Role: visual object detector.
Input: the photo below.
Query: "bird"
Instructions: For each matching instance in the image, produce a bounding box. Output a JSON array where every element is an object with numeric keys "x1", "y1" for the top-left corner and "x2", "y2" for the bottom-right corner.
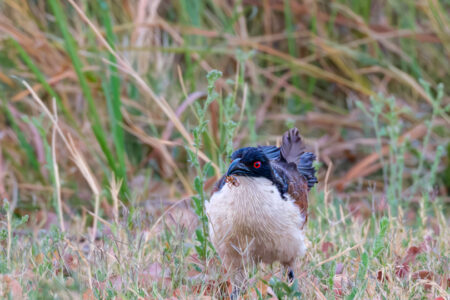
[{"x1": 206, "y1": 128, "x2": 318, "y2": 298}]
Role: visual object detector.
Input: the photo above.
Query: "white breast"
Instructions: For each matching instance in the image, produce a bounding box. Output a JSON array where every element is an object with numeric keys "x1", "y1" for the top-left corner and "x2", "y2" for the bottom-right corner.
[{"x1": 206, "y1": 177, "x2": 307, "y2": 267}]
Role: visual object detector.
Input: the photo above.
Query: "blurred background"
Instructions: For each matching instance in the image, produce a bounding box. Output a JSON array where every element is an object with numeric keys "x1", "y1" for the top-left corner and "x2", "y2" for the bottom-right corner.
[
  {"x1": 1, "y1": 0, "x2": 448, "y2": 212},
  {"x1": 0, "y1": 0, "x2": 449, "y2": 298}
]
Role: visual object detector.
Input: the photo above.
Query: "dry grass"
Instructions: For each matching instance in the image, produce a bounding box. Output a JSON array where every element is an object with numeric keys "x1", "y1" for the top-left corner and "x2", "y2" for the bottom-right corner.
[{"x1": 0, "y1": 0, "x2": 449, "y2": 299}]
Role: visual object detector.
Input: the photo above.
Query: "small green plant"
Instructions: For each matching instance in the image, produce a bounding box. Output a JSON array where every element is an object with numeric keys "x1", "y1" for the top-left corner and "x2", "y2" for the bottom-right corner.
[
  {"x1": 326, "y1": 260, "x2": 336, "y2": 296},
  {"x1": 372, "y1": 217, "x2": 389, "y2": 259},
  {"x1": 356, "y1": 94, "x2": 408, "y2": 215},
  {"x1": 347, "y1": 251, "x2": 369, "y2": 300},
  {"x1": 356, "y1": 81, "x2": 447, "y2": 216},
  {"x1": 187, "y1": 70, "x2": 223, "y2": 260},
  {"x1": 0, "y1": 199, "x2": 29, "y2": 273},
  {"x1": 188, "y1": 66, "x2": 242, "y2": 260},
  {"x1": 267, "y1": 276, "x2": 302, "y2": 299},
  {"x1": 412, "y1": 81, "x2": 446, "y2": 226}
]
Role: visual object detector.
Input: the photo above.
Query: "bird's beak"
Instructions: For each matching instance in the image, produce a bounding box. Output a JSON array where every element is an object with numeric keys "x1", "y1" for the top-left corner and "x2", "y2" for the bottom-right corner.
[{"x1": 226, "y1": 158, "x2": 250, "y2": 176}]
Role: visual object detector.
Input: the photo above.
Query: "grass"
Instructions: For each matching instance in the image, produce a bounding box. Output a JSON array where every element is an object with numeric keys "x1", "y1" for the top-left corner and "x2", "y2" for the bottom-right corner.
[{"x1": 0, "y1": 0, "x2": 449, "y2": 299}]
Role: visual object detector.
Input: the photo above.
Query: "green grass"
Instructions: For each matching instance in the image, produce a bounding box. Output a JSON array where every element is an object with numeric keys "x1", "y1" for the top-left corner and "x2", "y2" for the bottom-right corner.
[
  {"x1": 0, "y1": 0, "x2": 449, "y2": 298},
  {"x1": 48, "y1": 0, "x2": 120, "y2": 189}
]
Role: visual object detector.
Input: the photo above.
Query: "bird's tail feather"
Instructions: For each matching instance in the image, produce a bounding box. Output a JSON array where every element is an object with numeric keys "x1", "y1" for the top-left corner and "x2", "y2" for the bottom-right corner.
[
  {"x1": 298, "y1": 152, "x2": 318, "y2": 190},
  {"x1": 280, "y1": 128, "x2": 306, "y2": 163}
]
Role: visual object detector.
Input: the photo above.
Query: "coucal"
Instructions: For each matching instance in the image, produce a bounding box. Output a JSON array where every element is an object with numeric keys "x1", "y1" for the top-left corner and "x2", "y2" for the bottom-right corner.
[{"x1": 206, "y1": 128, "x2": 318, "y2": 298}]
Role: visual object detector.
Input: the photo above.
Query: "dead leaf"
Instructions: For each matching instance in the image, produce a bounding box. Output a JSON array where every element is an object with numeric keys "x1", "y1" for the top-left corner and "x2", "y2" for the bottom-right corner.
[
  {"x1": 411, "y1": 270, "x2": 435, "y2": 290},
  {"x1": 395, "y1": 264, "x2": 409, "y2": 278},
  {"x1": 321, "y1": 241, "x2": 334, "y2": 258},
  {"x1": 35, "y1": 253, "x2": 44, "y2": 264},
  {"x1": 333, "y1": 274, "x2": 350, "y2": 296},
  {"x1": 411, "y1": 270, "x2": 434, "y2": 281},
  {"x1": 403, "y1": 246, "x2": 424, "y2": 265},
  {"x1": 395, "y1": 245, "x2": 425, "y2": 278},
  {"x1": 376, "y1": 270, "x2": 390, "y2": 282},
  {"x1": 82, "y1": 288, "x2": 95, "y2": 300},
  {"x1": 63, "y1": 253, "x2": 79, "y2": 272}
]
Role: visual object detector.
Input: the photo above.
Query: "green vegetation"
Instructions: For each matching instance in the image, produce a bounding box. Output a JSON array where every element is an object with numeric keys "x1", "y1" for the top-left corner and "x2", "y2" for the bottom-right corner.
[{"x1": 0, "y1": 0, "x2": 448, "y2": 298}]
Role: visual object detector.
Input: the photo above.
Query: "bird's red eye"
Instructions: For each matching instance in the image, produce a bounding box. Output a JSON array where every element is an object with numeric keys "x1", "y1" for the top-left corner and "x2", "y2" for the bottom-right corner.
[{"x1": 253, "y1": 161, "x2": 261, "y2": 169}]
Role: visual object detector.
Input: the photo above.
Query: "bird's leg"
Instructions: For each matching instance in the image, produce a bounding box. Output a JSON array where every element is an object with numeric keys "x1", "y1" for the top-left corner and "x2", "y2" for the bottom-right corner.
[
  {"x1": 283, "y1": 263, "x2": 295, "y2": 283},
  {"x1": 230, "y1": 286, "x2": 240, "y2": 300},
  {"x1": 287, "y1": 267, "x2": 295, "y2": 283},
  {"x1": 229, "y1": 267, "x2": 246, "y2": 300}
]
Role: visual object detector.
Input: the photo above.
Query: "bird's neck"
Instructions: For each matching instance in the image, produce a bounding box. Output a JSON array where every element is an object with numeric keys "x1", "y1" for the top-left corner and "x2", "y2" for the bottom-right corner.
[
  {"x1": 223, "y1": 177, "x2": 279, "y2": 215},
  {"x1": 227, "y1": 175, "x2": 271, "y2": 195}
]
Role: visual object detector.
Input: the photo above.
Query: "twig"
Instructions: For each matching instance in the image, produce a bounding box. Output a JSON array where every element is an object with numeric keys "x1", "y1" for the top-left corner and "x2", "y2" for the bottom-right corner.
[
  {"x1": 6, "y1": 200, "x2": 12, "y2": 271},
  {"x1": 51, "y1": 98, "x2": 64, "y2": 232},
  {"x1": 109, "y1": 178, "x2": 122, "y2": 225}
]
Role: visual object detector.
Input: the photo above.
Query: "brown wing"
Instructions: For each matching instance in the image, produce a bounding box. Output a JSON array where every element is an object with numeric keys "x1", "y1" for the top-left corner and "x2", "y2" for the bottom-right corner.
[
  {"x1": 277, "y1": 128, "x2": 310, "y2": 228},
  {"x1": 272, "y1": 161, "x2": 309, "y2": 228},
  {"x1": 287, "y1": 170, "x2": 309, "y2": 228}
]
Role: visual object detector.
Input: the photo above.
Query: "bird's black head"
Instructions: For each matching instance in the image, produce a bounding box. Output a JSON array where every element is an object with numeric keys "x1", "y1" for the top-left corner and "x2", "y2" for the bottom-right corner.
[{"x1": 226, "y1": 147, "x2": 273, "y2": 180}]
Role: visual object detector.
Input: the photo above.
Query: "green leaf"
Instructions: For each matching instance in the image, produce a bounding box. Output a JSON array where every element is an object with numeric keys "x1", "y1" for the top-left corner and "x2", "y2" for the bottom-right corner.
[
  {"x1": 48, "y1": 0, "x2": 117, "y2": 177},
  {"x1": 98, "y1": 0, "x2": 128, "y2": 196},
  {"x1": 373, "y1": 217, "x2": 389, "y2": 257},
  {"x1": 357, "y1": 252, "x2": 369, "y2": 282},
  {"x1": 194, "y1": 176, "x2": 203, "y2": 194},
  {"x1": 0, "y1": 229, "x2": 7, "y2": 241}
]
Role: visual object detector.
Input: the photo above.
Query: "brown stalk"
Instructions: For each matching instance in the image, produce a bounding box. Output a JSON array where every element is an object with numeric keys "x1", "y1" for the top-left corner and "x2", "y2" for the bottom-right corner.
[
  {"x1": 12, "y1": 70, "x2": 75, "y2": 102},
  {"x1": 24, "y1": 81, "x2": 101, "y2": 258}
]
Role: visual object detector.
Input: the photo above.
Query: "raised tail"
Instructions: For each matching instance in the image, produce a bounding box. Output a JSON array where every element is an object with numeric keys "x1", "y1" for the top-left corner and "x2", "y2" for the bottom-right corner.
[
  {"x1": 280, "y1": 128, "x2": 318, "y2": 190},
  {"x1": 280, "y1": 128, "x2": 306, "y2": 163}
]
